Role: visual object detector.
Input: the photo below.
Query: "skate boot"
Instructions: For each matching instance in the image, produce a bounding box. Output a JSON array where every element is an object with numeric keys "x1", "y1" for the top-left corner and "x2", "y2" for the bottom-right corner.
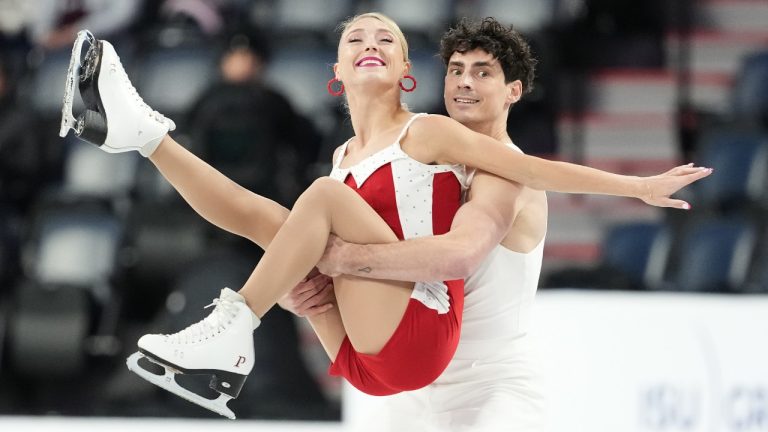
[
  {"x1": 127, "y1": 288, "x2": 261, "y2": 419},
  {"x1": 59, "y1": 30, "x2": 176, "y2": 157}
]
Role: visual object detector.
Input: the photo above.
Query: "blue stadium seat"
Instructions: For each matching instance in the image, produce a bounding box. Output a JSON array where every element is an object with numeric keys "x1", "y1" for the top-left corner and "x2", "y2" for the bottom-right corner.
[
  {"x1": 602, "y1": 221, "x2": 666, "y2": 289},
  {"x1": 742, "y1": 252, "x2": 768, "y2": 294},
  {"x1": 731, "y1": 51, "x2": 768, "y2": 126},
  {"x1": 542, "y1": 220, "x2": 671, "y2": 290},
  {"x1": 667, "y1": 219, "x2": 757, "y2": 292},
  {"x1": 692, "y1": 130, "x2": 768, "y2": 210}
]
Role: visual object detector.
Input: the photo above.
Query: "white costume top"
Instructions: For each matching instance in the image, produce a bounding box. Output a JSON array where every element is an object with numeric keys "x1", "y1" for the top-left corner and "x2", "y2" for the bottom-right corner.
[{"x1": 329, "y1": 113, "x2": 468, "y2": 313}]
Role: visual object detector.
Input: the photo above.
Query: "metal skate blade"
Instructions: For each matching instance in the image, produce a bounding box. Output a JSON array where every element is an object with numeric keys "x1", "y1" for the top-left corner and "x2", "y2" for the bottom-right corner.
[
  {"x1": 59, "y1": 30, "x2": 95, "y2": 138},
  {"x1": 126, "y1": 352, "x2": 236, "y2": 419}
]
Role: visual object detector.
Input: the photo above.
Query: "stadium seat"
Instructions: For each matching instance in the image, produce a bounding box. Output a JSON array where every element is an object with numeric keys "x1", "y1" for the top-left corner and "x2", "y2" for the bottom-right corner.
[
  {"x1": 59, "y1": 136, "x2": 140, "y2": 202},
  {"x1": 370, "y1": 0, "x2": 455, "y2": 37},
  {"x1": 135, "y1": 45, "x2": 220, "y2": 122},
  {"x1": 28, "y1": 204, "x2": 122, "y2": 293},
  {"x1": 265, "y1": 45, "x2": 338, "y2": 130},
  {"x1": 731, "y1": 51, "x2": 768, "y2": 127},
  {"x1": 543, "y1": 220, "x2": 671, "y2": 290},
  {"x1": 471, "y1": 0, "x2": 557, "y2": 33},
  {"x1": 26, "y1": 48, "x2": 83, "y2": 119},
  {"x1": 271, "y1": 0, "x2": 354, "y2": 36},
  {"x1": 602, "y1": 221, "x2": 667, "y2": 289},
  {"x1": 665, "y1": 218, "x2": 757, "y2": 292},
  {"x1": 692, "y1": 130, "x2": 768, "y2": 211},
  {"x1": 8, "y1": 282, "x2": 90, "y2": 377},
  {"x1": 402, "y1": 50, "x2": 445, "y2": 113}
]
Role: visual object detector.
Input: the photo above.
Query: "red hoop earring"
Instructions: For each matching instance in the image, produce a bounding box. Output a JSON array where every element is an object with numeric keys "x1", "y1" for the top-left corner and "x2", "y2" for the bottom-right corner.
[
  {"x1": 327, "y1": 78, "x2": 344, "y2": 96},
  {"x1": 399, "y1": 74, "x2": 417, "y2": 92}
]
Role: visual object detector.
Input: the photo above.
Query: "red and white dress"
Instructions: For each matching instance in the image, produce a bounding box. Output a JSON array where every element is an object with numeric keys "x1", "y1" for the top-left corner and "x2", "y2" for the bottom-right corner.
[{"x1": 327, "y1": 113, "x2": 469, "y2": 396}]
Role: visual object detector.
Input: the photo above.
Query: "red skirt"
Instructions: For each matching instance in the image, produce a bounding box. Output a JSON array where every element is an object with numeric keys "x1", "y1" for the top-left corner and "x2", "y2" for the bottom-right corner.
[{"x1": 328, "y1": 279, "x2": 464, "y2": 396}]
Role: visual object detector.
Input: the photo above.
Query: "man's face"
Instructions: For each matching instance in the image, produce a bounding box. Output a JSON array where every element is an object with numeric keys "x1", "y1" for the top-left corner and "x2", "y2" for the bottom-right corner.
[{"x1": 443, "y1": 49, "x2": 519, "y2": 125}]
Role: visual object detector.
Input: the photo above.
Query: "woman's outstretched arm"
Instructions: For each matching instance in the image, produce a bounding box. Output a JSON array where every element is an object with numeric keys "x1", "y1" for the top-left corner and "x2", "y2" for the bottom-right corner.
[
  {"x1": 415, "y1": 115, "x2": 712, "y2": 209},
  {"x1": 149, "y1": 135, "x2": 289, "y2": 248}
]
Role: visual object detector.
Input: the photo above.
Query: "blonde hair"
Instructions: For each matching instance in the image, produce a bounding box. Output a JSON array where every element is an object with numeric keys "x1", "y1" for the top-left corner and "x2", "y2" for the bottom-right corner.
[{"x1": 338, "y1": 12, "x2": 409, "y2": 63}]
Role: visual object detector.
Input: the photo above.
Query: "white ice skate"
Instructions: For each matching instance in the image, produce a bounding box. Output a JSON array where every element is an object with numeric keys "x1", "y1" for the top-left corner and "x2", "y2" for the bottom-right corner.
[
  {"x1": 127, "y1": 288, "x2": 261, "y2": 419},
  {"x1": 59, "y1": 30, "x2": 176, "y2": 157}
]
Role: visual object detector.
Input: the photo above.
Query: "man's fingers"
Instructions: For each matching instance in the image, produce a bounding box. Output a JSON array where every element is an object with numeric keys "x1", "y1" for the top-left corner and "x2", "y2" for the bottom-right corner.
[
  {"x1": 316, "y1": 283, "x2": 336, "y2": 302},
  {"x1": 301, "y1": 303, "x2": 335, "y2": 317},
  {"x1": 294, "y1": 273, "x2": 331, "y2": 296},
  {"x1": 296, "y1": 280, "x2": 335, "y2": 306},
  {"x1": 296, "y1": 282, "x2": 324, "y2": 303}
]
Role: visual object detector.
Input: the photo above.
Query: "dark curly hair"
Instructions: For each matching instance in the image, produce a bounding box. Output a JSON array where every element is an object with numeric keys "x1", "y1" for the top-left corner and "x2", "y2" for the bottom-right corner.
[{"x1": 439, "y1": 17, "x2": 537, "y2": 94}]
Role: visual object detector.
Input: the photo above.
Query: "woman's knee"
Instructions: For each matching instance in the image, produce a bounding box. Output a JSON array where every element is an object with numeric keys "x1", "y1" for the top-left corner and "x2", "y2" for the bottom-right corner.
[
  {"x1": 311, "y1": 176, "x2": 345, "y2": 194},
  {"x1": 298, "y1": 177, "x2": 345, "y2": 205}
]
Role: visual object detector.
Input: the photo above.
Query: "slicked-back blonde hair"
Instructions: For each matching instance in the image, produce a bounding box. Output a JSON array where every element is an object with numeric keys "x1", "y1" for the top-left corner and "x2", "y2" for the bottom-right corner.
[{"x1": 338, "y1": 12, "x2": 410, "y2": 63}]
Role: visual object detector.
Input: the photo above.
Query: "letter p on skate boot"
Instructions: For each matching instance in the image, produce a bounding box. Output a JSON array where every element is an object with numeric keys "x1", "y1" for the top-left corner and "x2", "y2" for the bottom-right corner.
[{"x1": 59, "y1": 30, "x2": 176, "y2": 157}]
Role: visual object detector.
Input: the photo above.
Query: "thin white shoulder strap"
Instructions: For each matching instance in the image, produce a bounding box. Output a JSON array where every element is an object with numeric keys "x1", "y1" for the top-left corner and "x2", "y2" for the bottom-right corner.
[
  {"x1": 333, "y1": 138, "x2": 353, "y2": 168},
  {"x1": 395, "y1": 113, "x2": 427, "y2": 143}
]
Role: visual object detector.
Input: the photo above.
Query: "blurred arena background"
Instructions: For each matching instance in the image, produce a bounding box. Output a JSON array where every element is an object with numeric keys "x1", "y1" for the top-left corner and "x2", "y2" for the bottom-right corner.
[{"x1": 0, "y1": 0, "x2": 767, "y2": 431}]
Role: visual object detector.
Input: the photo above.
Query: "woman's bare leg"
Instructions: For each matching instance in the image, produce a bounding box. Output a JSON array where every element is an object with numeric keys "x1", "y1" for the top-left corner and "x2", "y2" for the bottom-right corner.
[
  {"x1": 148, "y1": 136, "x2": 351, "y2": 358},
  {"x1": 305, "y1": 307, "x2": 347, "y2": 361},
  {"x1": 149, "y1": 135, "x2": 288, "y2": 248},
  {"x1": 149, "y1": 143, "x2": 408, "y2": 358},
  {"x1": 144, "y1": 138, "x2": 406, "y2": 359},
  {"x1": 239, "y1": 177, "x2": 413, "y2": 355}
]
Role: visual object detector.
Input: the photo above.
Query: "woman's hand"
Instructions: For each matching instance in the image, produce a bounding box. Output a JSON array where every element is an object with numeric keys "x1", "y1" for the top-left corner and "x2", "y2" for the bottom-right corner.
[{"x1": 640, "y1": 164, "x2": 713, "y2": 209}]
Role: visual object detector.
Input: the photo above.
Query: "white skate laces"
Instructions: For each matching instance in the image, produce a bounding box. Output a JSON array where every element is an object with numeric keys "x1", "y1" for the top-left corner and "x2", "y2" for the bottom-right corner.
[
  {"x1": 110, "y1": 54, "x2": 172, "y2": 127},
  {"x1": 167, "y1": 297, "x2": 241, "y2": 345}
]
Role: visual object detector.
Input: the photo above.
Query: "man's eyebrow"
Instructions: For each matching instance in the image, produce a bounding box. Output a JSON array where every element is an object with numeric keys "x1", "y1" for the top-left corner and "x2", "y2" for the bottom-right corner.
[
  {"x1": 471, "y1": 61, "x2": 495, "y2": 68},
  {"x1": 448, "y1": 60, "x2": 465, "y2": 67}
]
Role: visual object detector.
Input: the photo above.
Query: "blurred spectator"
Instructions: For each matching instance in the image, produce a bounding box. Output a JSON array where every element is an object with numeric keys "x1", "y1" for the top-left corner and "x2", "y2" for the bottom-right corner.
[
  {"x1": 158, "y1": 0, "x2": 230, "y2": 37},
  {"x1": 27, "y1": 0, "x2": 141, "y2": 51},
  {"x1": 0, "y1": 55, "x2": 44, "y2": 212},
  {"x1": 0, "y1": 0, "x2": 29, "y2": 41},
  {"x1": 0, "y1": 0, "x2": 33, "y2": 81},
  {"x1": 187, "y1": 34, "x2": 323, "y2": 207},
  {"x1": 139, "y1": 0, "x2": 254, "y2": 44}
]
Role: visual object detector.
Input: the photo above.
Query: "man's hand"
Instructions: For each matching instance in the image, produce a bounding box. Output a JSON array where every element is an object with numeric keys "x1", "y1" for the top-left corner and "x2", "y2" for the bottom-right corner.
[
  {"x1": 278, "y1": 268, "x2": 335, "y2": 317},
  {"x1": 316, "y1": 234, "x2": 350, "y2": 277}
]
